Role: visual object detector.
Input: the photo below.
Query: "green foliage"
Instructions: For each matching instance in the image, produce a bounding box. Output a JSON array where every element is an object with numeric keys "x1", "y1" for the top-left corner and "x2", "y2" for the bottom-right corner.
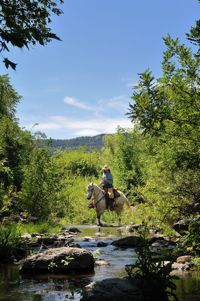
[
  {"x1": 186, "y1": 1, "x2": 200, "y2": 50},
  {"x1": 104, "y1": 126, "x2": 147, "y2": 193},
  {"x1": 0, "y1": 0, "x2": 63, "y2": 69},
  {"x1": 49, "y1": 134, "x2": 109, "y2": 153},
  {"x1": 60, "y1": 147, "x2": 100, "y2": 178},
  {"x1": 0, "y1": 75, "x2": 38, "y2": 191},
  {"x1": 182, "y1": 217, "x2": 200, "y2": 252},
  {"x1": 122, "y1": 22, "x2": 200, "y2": 230},
  {"x1": 19, "y1": 145, "x2": 68, "y2": 218},
  {"x1": 61, "y1": 255, "x2": 74, "y2": 266},
  {"x1": 0, "y1": 225, "x2": 21, "y2": 260},
  {"x1": 48, "y1": 261, "x2": 58, "y2": 271},
  {"x1": 189, "y1": 256, "x2": 200, "y2": 270},
  {"x1": 125, "y1": 236, "x2": 179, "y2": 301},
  {"x1": 16, "y1": 220, "x2": 62, "y2": 236},
  {"x1": 92, "y1": 248, "x2": 101, "y2": 261}
]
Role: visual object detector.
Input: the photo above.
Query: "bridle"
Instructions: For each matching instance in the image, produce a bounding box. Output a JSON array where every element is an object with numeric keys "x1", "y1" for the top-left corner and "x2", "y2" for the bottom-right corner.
[{"x1": 88, "y1": 184, "x2": 105, "y2": 207}]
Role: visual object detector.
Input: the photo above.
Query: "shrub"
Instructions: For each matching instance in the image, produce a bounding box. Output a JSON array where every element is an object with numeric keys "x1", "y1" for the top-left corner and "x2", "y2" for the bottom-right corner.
[{"x1": 125, "y1": 236, "x2": 179, "y2": 301}]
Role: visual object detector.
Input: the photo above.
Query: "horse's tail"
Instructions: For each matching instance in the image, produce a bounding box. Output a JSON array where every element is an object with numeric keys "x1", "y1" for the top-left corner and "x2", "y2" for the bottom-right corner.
[
  {"x1": 124, "y1": 192, "x2": 133, "y2": 209},
  {"x1": 124, "y1": 197, "x2": 132, "y2": 209}
]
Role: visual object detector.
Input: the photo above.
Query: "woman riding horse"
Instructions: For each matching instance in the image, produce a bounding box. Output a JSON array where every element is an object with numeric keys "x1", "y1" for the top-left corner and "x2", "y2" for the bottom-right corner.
[{"x1": 99, "y1": 165, "x2": 115, "y2": 211}]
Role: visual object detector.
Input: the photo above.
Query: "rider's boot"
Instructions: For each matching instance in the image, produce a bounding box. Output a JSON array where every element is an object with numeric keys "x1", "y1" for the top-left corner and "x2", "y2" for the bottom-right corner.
[{"x1": 109, "y1": 198, "x2": 115, "y2": 211}]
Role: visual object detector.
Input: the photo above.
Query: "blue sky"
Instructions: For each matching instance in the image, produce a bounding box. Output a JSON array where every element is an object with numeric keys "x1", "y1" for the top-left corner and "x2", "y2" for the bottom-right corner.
[{"x1": 1, "y1": 0, "x2": 200, "y2": 139}]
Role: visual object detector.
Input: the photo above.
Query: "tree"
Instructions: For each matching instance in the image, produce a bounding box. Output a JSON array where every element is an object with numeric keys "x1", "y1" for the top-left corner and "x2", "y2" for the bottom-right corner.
[
  {"x1": 127, "y1": 35, "x2": 200, "y2": 168},
  {"x1": 0, "y1": 0, "x2": 63, "y2": 70},
  {"x1": 104, "y1": 126, "x2": 147, "y2": 191},
  {"x1": 0, "y1": 75, "x2": 37, "y2": 190},
  {"x1": 126, "y1": 10, "x2": 200, "y2": 226},
  {"x1": 186, "y1": 0, "x2": 200, "y2": 51}
]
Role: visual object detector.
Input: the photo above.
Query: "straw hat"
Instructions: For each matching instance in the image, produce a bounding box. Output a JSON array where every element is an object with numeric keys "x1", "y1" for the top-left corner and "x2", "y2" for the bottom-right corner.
[{"x1": 102, "y1": 164, "x2": 110, "y2": 170}]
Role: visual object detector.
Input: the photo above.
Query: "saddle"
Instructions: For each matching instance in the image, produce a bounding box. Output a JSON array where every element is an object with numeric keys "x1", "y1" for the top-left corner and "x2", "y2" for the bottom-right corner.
[
  {"x1": 103, "y1": 187, "x2": 120, "y2": 211},
  {"x1": 104, "y1": 187, "x2": 120, "y2": 198}
]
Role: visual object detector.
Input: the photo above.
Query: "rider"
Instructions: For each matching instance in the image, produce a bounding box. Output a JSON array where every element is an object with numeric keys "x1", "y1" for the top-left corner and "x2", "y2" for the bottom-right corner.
[{"x1": 99, "y1": 165, "x2": 115, "y2": 211}]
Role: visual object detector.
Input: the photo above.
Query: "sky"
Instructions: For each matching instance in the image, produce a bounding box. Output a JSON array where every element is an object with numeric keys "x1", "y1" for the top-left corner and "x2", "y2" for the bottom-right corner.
[{"x1": 1, "y1": 0, "x2": 200, "y2": 139}]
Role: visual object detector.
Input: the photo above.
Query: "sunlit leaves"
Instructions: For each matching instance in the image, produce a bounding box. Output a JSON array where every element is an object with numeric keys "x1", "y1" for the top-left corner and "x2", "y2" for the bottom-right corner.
[{"x1": 0, "y1": 0, "x2": 63, "y2": 69}]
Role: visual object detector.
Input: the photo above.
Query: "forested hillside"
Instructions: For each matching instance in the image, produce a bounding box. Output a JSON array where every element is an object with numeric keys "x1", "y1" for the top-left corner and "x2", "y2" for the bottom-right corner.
[{"x1": 49, "y1": 134, "x2": 110, "y2": 153}]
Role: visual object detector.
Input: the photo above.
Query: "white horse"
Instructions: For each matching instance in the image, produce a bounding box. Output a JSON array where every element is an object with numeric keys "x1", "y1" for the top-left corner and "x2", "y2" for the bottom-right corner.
[{"x1": 87, "y1": 182, "x2": 131, "y2": 226}]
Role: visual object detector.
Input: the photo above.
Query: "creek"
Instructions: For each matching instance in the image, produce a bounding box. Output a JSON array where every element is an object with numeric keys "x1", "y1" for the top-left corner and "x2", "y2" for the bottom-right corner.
[{"x1": 0, "y1": 225, "x2": 200, "y2": 301}]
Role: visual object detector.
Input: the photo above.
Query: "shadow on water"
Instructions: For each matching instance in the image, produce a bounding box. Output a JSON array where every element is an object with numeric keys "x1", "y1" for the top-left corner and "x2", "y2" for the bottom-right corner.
[{"x1": 0, "y1": 225, "x2": 200, "y2": 300}]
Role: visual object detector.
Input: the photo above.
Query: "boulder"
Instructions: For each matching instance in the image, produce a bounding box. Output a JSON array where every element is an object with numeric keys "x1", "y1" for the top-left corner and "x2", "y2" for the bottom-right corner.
[
  {"x1": 162, "y1": 261, "x2": 190, "y2": 271},
  {"x1": 68, "y1": 226, "x2": 82, "y2": 233},
  {"x1": 27, "y1": 216, "x2": 38, "y2": 223},
  {"x1": 150, "y1": 239, "x2": 169, "y2": 249},
  {"x1": 95, "y1": 259, "x2": 110, "y2": 266},
  {"x1": 80, "y1": 278, "x2": 144, "y2": 301},
  {"x1": 36, "y1": 237, "x2": 59, "y2": 245},
  {"x1": 111, "y1": 236, "x2": 143, "y2": 248},
  {"x1": 97, "y1": 242, "x2": 108, "y2": 247},
  {"x1": 172, "y1": 220, "x2": 189, "y2": 235},
  {"x1": 176, "y1": 255, "x2": 194, "y2": 264},
  {"x1": 19, "y1": 247, "x2": 94, "y2": 274}
]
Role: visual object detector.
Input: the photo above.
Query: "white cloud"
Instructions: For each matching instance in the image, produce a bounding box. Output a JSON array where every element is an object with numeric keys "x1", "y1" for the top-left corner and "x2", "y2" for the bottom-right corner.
[
  {"x1": 106, "y1": 95, "x2": 129, "y2": 110},
  {"x1": 32, "y1": 116, "x2": 133, "y2": 137},
  {"x1": 64, "y1": 97, "x2": 95, "y2": 111},
  {"x1": 74, "y1": 129, "x2": 101, "y2": 136},
  {"x1": 98, "y1": 95, "x2": 130, "y2": 113},
  {"x1": 126, "y1": 83, "x2": 136, "y2": 87}
]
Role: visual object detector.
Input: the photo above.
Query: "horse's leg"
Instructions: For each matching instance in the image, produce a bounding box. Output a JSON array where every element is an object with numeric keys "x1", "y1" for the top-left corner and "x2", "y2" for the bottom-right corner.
[
  {"x1": 96, "y1": 207, "x2": 105, "y2": 227},
  {"x1": 97, "y1": 214, "x2": 102, "y2": 227},
  {"x1": 114, "y1": 200, "x2": 123, "y2": 226}
]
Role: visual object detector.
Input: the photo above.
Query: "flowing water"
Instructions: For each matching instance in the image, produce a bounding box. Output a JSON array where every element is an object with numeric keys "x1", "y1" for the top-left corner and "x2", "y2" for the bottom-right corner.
[{"x1": 0, "y1": 225, "x2": 200, "y2": 301}]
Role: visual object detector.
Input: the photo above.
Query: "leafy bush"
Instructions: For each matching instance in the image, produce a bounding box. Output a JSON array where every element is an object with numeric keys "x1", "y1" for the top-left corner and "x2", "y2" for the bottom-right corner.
[
  {"x1": 125, "y1": 236, "x2": 179, "y2": 301},
  {"x1": 183, "y1": 216, "x2": 200, "y2": 252},
  {"x1": 0, "y1": 225, "x2": 21, "y2": 261}
]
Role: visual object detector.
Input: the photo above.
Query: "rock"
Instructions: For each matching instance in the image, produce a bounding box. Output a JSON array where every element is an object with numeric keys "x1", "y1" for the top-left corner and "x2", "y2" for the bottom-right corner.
[
  {"x1": 83, "y1": 237, "x2": 93, "y2": 241},
  {"x1": 53, "y1": 240, "x2": 66, "y2": 248},
  {"x1": 97, "y1": 242, "x2": 108, "y2": 247},
  {"x1": 176, "y1": 255, "x2": 194, "y2": 264},
  {"x1": 95, "y1": 259, "x2": 110, "y2": 266},
  {"x1": 13, "y1": 247, "x2": 27, "y2": 260},
  {"x1": 68, "y1": 226, "x2": 82, "y2": 233},
  {"x1": 27, "y1": 216, "x2": 38, "y2": 223},
  {"x1": 150, "y1": 239, "x2": 169, "y2": 249},
  {"x1": 147, "y1": 237, "x2": 163, "y2": 245},
  {"x1": 111, "y1": 236, "x2": 143, "y2": 248},
  {"x1": 66, "y1": 242, "x2": 81, "y2": 248},
  {"x1": 19, "y1": 247, "x2": 94, "y2": 274},
  {"x1": 2, "y1": 214, "x2": 22, "y2": 223},
  {"x1": 162, "y1": 261, "x2": 190, "y2": 271},
  {"x1": 80, "y1": 278, "x2": 144, "y2": 301},
  {"x1": 36, "y1": 237, "x2": 59, "y2": 245},
  {"x1": 128, "y1": 224, "x2": 141, "y2": 232},
  {"x1": 172, "y1": 220, "x2": 189, "y2": 235},
  {"x1": 21, "y1": 233, "x2": 32, "y2": 240},
  {"x1": 53, "y1": 240, "x2": 80, "y2": 248}
]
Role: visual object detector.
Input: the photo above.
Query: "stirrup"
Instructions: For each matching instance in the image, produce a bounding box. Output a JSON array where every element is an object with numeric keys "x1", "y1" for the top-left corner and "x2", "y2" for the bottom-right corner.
[{"x1": 88, "y1": 202, "x2": 94, "y2": 209}]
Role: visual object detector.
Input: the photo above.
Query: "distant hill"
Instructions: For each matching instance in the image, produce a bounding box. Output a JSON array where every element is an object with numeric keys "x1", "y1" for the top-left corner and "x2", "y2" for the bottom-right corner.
[{"x1": 49, "y1": 134, "x2": 111, "y2": 153}]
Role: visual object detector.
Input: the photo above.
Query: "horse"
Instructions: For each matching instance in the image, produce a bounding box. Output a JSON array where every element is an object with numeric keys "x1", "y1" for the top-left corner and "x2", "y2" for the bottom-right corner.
[{"x1": 87, "y1": 182, "x2": 131, "y2": 226}]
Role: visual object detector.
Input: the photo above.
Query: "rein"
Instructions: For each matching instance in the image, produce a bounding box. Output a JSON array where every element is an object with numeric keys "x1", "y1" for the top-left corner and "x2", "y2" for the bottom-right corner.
[{"x1": 92, "y1": 187, "x2": 105, "y2": 207}]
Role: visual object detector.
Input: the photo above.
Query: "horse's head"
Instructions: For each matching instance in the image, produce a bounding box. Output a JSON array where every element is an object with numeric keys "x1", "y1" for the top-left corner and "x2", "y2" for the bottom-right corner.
[{"x1": 87, "y1": 183, "x2": 94, "y2": 200}]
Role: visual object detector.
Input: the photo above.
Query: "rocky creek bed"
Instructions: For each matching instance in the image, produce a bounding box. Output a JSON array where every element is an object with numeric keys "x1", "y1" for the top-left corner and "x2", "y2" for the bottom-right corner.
[{"x1": 1, "y1": 224, "x2": 200, "y2": 301}]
